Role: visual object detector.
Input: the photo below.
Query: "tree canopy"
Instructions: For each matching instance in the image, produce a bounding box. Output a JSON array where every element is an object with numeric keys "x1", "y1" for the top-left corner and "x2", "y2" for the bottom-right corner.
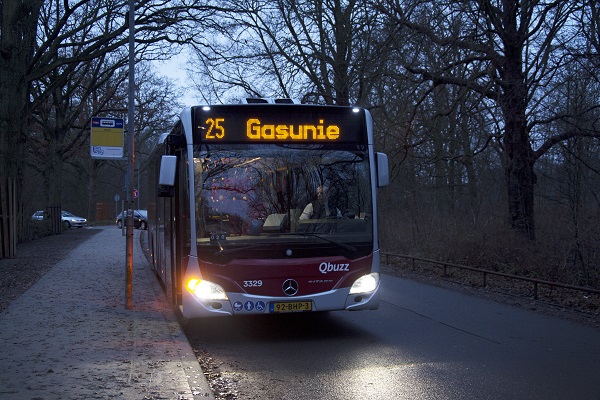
[{"x1": 1, "y1": 0, "x2": 599, "y2": 286}]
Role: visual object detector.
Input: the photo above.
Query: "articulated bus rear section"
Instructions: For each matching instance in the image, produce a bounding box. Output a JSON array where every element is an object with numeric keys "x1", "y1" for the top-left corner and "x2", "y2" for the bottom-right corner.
[{"x1": 147, "y1": 100, "x2": 389, "y2": 319}]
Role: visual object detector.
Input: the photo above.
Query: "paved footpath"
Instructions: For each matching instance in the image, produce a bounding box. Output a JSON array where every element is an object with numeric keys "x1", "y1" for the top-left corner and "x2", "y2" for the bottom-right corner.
[{"x1": 0, "y1": 226, "x2": 214, "y2": 400}]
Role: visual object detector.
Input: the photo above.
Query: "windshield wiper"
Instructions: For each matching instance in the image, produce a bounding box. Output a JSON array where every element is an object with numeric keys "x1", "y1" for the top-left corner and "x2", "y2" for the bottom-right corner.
[
  {"x1": 294, "y1": 233, "x2": 357, "y2": 252},
  {"x1": 211, "y1": 233, "x2": 358, "y2": 256},
  {"x1": 212, "y1": 243, "x2": 272, "y2": 256}
]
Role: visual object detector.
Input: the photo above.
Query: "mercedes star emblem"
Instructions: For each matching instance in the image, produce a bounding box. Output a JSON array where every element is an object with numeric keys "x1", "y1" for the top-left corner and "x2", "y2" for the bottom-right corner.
[{"x1": 282, "y1": 279, "x2": 299, "y2": 296}]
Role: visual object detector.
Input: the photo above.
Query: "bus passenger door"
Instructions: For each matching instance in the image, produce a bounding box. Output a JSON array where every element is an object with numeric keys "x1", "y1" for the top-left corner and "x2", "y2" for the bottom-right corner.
[{"x1": 157, "y1": 153, "x2": 181, "y2": 310}]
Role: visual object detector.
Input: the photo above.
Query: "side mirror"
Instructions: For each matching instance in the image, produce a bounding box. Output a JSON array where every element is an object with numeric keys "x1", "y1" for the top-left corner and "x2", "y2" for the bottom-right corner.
[
  {"x1": 376, "y1": 152, "x2": 389, "y2": 188},
  {"x1": 159, "y1": 155, "x2": 177, "y2": 186},
  {"x1": 158, "y1": 155, "x2": 177, "y2": 197}
]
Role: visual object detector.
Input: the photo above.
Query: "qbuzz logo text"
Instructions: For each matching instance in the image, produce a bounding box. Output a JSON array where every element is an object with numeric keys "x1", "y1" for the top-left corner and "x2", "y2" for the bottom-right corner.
[{"x1": 319, "y1": 262, "x2": 350, "y2": 274}]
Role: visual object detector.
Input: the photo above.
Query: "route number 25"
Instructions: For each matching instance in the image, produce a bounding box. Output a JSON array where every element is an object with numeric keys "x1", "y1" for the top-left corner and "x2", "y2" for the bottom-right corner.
[{"x1": 205, "y1": 118, "x2": 225, "y2": 139}]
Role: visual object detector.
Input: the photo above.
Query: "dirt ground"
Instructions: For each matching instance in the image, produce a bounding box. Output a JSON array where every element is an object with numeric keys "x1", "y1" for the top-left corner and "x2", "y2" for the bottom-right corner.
[
  {"x1": 1, "y1": 227, "x2": 598, "y2": 331},
  {"x1": 0, "y1": 228, "x2": 100, "y2": 313}
]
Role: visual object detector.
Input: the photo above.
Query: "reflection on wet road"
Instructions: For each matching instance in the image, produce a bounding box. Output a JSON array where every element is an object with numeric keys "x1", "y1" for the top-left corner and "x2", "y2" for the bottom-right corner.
[{"x1": 184, "y1": 274, "x2": 600, "y2": 400}]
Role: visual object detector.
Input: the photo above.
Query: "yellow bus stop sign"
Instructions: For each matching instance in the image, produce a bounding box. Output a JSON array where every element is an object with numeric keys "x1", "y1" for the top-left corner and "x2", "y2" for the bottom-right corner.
[{"x1": 91, "y1": 117, "x2": 124, "y2": 159}]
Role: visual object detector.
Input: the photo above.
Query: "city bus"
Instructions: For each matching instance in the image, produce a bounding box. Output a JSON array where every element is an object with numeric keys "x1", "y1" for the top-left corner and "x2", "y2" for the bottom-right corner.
[{"x1": 147, "y1": 99, "x2": 389, "y2": 318}]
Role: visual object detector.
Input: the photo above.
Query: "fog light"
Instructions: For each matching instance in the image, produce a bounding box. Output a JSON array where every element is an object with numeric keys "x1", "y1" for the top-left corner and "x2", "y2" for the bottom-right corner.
[
  {"x1": 349, "y1": 273, "x2": 379, "y2": 294},
  {"x1": 186, "y1": 278, "x2": 229, "y2": 301}
]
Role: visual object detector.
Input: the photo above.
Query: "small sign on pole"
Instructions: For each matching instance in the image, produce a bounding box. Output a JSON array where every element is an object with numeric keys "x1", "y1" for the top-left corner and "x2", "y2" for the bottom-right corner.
[{"x1": 90, "y1": 117, "x2": 124, "y2": 159}]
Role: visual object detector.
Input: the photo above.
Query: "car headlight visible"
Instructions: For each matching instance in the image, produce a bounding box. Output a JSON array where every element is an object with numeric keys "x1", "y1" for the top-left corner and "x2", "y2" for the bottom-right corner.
[
  {"x1": 186, "y1": 278, "x2": 229, "y2": 301},
  {"x1": 349, "y1": 273, "x2": 379, "y2": 294}
]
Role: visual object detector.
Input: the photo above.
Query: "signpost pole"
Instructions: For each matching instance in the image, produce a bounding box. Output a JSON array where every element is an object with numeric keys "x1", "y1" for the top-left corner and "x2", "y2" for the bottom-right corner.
[{"x1": 125, "y1": 0, "x2": 135, "y2": 310}]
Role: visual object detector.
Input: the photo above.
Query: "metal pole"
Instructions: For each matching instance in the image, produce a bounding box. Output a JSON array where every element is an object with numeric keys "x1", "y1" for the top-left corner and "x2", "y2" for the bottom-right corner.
[
  {"x1": 137, "y1": 164, "x2": 140, "y2": 210},
  {"x1": 125, "y1": 0, "x2": 135, "y2": 310}
]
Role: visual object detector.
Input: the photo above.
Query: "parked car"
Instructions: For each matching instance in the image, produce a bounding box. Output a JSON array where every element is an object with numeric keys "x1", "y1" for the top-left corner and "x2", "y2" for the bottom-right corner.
[
  {"x1": 116, "y1": 209, "x2": 147, "y2": 230},
  {"x1": 61, "y1": 211, "x2": 87, "y2": 228},
  {"x1": 31, "y1": 210, "x2": 45, "y2": 221},
  {"x1": 31, "y1": 210, "x2": 87, "y2": 228}
]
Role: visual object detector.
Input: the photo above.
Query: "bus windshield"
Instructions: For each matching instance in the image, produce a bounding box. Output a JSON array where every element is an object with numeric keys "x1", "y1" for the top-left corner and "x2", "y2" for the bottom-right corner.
[{"x1": 193, "y1": 144, "x2": 373, "y2": 258}]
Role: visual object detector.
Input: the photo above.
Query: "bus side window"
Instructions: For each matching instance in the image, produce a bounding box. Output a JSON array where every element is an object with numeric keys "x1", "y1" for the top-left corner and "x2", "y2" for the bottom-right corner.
[{"x1": 158, "y1": 185, "x2": 174, "y2": 197}]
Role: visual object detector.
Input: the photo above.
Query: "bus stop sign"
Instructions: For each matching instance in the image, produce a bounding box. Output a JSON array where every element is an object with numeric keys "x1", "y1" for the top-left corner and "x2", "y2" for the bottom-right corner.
[{"x1": 90, "y1": 117, "x2": 124, "y2": 159}]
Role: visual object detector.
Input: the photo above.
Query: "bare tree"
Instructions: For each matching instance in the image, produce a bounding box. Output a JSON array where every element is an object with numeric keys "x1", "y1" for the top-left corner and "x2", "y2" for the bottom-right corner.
[
  {"x1": 72, "y1": 63, "x2": 182, "y2": 222},
  {"x1": 28, "y1": 54, "x2": 128, "y2": 207},
  {"x1": 578, "y1": 0, "x2": 600, "y2": 83},
  {"x1": 0, "y1": 0, "x2": 218, "y2": 257},
  {"x1": 378, "y1": 0, "x2": 598, "y2": 240},
  {"x1": 189, "y1": 0, "x2": 386, "y2": 105}
]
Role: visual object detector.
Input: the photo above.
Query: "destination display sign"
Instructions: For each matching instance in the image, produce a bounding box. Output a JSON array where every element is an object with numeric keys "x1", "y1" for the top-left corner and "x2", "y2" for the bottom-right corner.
[{"x1": 192, "y1": 104, "x2": 366, "y2": 144}]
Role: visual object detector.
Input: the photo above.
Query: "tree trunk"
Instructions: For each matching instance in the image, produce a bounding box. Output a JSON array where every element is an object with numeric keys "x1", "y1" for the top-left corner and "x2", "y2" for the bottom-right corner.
[
  {"x1": 0, "y1": 177, "x2": 17, "y2": 258},
  {"x1": 87, "y1": 160, "x2": 99, "y2": 222},
  {"x1": 497, "y1": 4, "x2": 537, "y2": 240},
  {"x1": 500, "y1": 66, "x2": 536, "y2": 240},
  {"x1": 503, "y1": 126, "x2": 536, "y2": 240},
  {"x1": 46, "y1": 149, "x2": 64, "y2": 207},
  {"x1": 0, "y1": 73, "x2": 23, "y2": 257},
  {"x1": 0, "y1": 1, "x2": 42, "y2": 257}
]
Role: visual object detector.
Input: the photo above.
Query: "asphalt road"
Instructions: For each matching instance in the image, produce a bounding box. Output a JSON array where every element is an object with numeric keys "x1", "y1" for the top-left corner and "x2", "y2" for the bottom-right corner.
[{"x1": 184, "y1": 273, "x2": 600, "y2": 400}]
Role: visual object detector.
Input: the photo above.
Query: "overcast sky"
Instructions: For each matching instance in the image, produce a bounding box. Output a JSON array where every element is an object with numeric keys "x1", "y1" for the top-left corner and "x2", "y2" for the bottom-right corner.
[{"x1": 155, "y1": 51, "x2": 198, "y2": 107}]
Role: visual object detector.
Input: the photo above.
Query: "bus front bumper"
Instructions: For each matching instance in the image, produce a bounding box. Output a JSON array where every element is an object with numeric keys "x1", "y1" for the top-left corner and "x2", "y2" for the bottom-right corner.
[{"x1": 180, "y1": 284, "x2": 380, "y2": 319}]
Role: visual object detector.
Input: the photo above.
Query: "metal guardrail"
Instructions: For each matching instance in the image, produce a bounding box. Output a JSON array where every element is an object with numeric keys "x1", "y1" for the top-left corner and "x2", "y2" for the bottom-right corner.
[{"x1": 382, "y1": 252, "x2": 600, "y2": 300}]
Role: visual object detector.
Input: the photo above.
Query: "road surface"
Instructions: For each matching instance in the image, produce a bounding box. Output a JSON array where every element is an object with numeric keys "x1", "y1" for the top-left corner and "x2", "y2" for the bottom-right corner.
[{"x1": 184, "y1": 273, "x2": 600, "y2": 399}]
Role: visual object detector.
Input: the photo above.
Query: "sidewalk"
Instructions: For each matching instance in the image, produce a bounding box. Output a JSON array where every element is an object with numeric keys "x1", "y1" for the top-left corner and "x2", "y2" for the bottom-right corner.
[{"x1": 0, "y1": 226, "x2": 214, "y2": 400}]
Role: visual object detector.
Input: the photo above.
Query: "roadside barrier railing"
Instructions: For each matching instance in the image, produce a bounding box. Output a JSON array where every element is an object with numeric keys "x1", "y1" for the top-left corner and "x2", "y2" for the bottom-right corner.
[{"x1": 381, "y1": 252, "x2": 600, "y2": 300}]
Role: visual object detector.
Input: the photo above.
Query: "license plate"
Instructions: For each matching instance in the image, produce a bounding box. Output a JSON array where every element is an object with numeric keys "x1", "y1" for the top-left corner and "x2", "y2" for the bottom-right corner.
[{"x1": 269, "y1": 301, "x2": 312, "y2": 313}]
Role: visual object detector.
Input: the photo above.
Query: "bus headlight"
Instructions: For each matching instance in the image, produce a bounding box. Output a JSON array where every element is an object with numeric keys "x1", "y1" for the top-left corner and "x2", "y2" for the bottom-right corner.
[
  {"x1": 186, "y1": 278, "x2": 229, "y2": 301},
  {"x1": 349, "y1": 273, "x2": 379, "y2": 294}
]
